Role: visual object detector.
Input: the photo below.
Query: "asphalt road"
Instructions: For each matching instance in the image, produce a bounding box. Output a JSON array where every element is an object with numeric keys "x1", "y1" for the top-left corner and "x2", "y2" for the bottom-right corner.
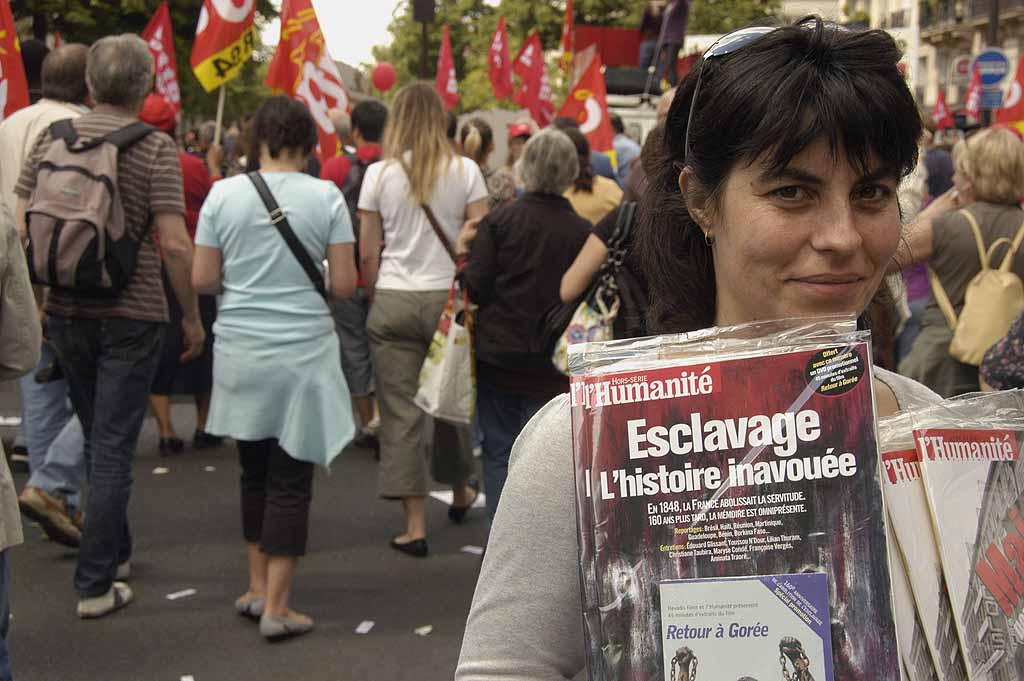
[{"x1": 2, "y1": 393, "x2": 491, "y2": 681}]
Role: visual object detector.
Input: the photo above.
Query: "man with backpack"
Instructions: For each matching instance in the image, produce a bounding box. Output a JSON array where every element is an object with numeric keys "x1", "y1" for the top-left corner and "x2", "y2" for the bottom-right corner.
[
  {"x1": 13, "y1": 35, "x2": 204, "y2": 619},
  {"x1": 321, "y1": 99, "x2": 388, "y2": 450}
]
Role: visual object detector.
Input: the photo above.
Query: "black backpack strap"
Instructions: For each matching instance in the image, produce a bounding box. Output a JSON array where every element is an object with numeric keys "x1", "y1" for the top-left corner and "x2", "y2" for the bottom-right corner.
[
  {"x1": 102, "y1": 122, "x2": 155, "y2": 150},
  {"x1": 246, "y1": 171, "x2": 328, "y2": 302},
  {"x1": 48, "y1": 119, "x2": 78, "y2": 145}
]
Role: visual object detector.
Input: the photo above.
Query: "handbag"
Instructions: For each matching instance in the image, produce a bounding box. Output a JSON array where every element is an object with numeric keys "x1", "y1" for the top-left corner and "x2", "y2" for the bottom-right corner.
[
  {"x1": 408, "y1": 178, "x2": 475, "y2": 424},
  {"x1": 246, "y1": 172, "x2": 328, "y2": 301},
  {"x1": 547, "y1": 201, "x2": 637, "y2": 375}
]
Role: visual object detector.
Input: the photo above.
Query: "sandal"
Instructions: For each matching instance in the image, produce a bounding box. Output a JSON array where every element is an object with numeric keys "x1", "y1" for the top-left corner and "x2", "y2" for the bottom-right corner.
[{"x1": 448, "y1": 479, "x2": 480, "y2": 524}]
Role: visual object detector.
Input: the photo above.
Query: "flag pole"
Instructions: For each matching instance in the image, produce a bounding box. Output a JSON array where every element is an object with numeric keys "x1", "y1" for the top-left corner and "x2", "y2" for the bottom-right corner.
[{"x1": 213, "y1": 85, "x2": 226, "y2": 147}]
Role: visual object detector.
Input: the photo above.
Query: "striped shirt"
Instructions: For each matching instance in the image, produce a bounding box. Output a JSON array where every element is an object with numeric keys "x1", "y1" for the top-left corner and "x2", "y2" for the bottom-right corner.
[{"x1": 15, "y1": 111, "x2": 185, "y2": 322}]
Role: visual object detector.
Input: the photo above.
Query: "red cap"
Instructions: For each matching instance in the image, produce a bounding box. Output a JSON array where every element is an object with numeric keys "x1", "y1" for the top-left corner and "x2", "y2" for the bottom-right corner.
[
  {"x1": 508, "y1": 123, "x2": 532, "y2": 139},
  {"x1": 139, "y1": 94, "x2": 176, "y2": 134}
]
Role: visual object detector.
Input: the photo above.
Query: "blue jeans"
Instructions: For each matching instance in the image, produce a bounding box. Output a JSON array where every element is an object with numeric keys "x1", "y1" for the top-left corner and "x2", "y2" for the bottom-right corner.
[
  {"x1": 27, "y1": 416, "x2": 86, "y2": 511},
  {"x1": 639, "y1": 40, "x2": 657, "y2": 71},
  {"x1": 18, "y1": 342, "x2": 73, "y2": 475},
  {"x1": 476, "y1": 381, "x2": 550, "y2": 522},
  {"x1": 47, "y1": 316, "x2": 164, "y2": 597},
  {"x1": 0, "y1": 550, "x2": 11, "y2": 681}
]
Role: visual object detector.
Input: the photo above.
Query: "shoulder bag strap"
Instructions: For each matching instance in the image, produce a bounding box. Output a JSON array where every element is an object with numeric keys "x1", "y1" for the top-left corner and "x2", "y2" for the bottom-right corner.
[
  {"x1": 49, "y1": 119, "x2": 78, "y2": 146},
  {"x1": 606, "y1": 201, "x2": 637, "y2": 274},
  {"x1": 960, "y1": 209, "x2": 991, "y2": 270},
  {"x1": 396, "y1": 156, "x2": 457, "y2": 263},
  {"x1": 246, "y1": 172, "x2": 328, "y2": 301},
  {"x1": 927, "y1": 266, "x2": 959, "y2": 331},
  {"x1": 998, "y1": 217, "x2": 1024, "y2": 272}
]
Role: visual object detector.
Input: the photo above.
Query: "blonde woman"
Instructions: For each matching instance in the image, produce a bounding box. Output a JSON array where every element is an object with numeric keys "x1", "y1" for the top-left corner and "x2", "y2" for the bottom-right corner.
[
  {"x1": 460, "y1": 118, "x2": 515, "y2": 210},
  {"x1": 900, "y1": 126, "x2": 1024, "y2": 396},
  {"x1": 359, "y1": 83, "x2": 489, "y2": 557}
]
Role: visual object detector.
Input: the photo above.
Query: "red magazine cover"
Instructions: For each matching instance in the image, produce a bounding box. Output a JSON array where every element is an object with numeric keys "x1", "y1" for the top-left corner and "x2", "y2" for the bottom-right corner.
[{"x1": 569, "y1": 318, "x2": 898, "y2": 681}]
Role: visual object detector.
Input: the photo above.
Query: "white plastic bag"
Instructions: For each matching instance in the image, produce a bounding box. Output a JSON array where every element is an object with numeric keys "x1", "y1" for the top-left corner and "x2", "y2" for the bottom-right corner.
[{"x1": 414, "y1": 280, "x2": 474, "y2": 425}]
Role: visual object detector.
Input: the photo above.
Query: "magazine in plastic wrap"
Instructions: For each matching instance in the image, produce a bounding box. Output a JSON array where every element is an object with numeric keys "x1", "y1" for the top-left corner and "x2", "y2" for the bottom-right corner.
[
  {"x1": 911, "y1": 391, "x2": 1024, "y2": 681},
  {"x1": 568, "y1": 316, "x2": 898, "y2": 681},
  {"x1": 887, "y1": 516, "x2": 940, "y2": 681},
  {"x1": 878, "y1": 413, "x2": 967, "y2": 681}
]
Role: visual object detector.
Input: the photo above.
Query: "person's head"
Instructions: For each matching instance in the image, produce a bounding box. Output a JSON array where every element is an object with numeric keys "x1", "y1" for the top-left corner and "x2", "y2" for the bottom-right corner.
[
  {"x1": 21, "y1": 39, "x2": 49, "y2": 102},
  {"x1": 610, "y1": 113, "x2": 626, "y2": 136},
  {"x1": 552, "y1": 117, "x2": 580, "y2": 132},
  {"x1": 952, "y1": 127, "x2": 1024, "y2": 205},
  {"x1": 638, "y1": 17, "x2": 921, "y2": 334},
  {"x1": 507, "y1": 121, "x2": 533, "y2": 166},
  {"x1": 40, "y1": 44, "x2": 88, "y2": 105},
  {"x1": 249, "y1": 95, "x2": 318, "y2": 166},
  {"x1": 139, "y1": 94, "x2": 177, "y2": 135},
  {"x1": 460, "y1": 118, "x2": 494, "y2": 167},
  {"x1": 86, "y1": 35, "x2": 154, "y2": 113},
  {"x1": 519, "y1": 129, "x2": 579, "y2": 195},
  {"x1": 351, "y1": 99, "x2": 388, "y2": 145},
  {"x1": 562, "y1": 126, "x2": 594, "y2": 193},
  {"x1": 383, "y1": 82, "x2": 455, "y2": 203},
  {"x1": 328, "y1": 108, "x2": 351, "y2": 143}
]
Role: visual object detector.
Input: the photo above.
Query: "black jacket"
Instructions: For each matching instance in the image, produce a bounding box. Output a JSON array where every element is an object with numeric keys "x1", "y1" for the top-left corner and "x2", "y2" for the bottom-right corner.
[{"x1": 464, "y1": 193, "x2": 591, "y2": 395}]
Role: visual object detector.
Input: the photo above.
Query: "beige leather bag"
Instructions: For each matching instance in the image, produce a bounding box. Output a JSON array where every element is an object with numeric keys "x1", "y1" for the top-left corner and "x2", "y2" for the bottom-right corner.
[{"x1": 928, "y1": 209, "x2": 1024, "y2": 366}]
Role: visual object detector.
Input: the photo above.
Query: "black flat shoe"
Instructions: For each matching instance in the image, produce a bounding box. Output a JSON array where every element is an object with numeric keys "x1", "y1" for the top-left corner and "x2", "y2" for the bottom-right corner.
[
  {"x1": 448, "y1": 479, "x2": 480, "y2": 524},
  {"x1": 158, "y1": 437, "x2": 185, "y2": 456},
  {"x1": 389, "y1": 536, "x2": 428, "y2": 558},
  {"x1": 192, "y1": 430, "x2": 223, "y2": 450}
]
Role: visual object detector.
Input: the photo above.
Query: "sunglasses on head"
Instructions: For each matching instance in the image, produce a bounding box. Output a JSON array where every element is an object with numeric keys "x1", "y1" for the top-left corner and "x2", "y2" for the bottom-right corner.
[{"x1": 682, "y1": 18, "x2": 847, "y2": 163}]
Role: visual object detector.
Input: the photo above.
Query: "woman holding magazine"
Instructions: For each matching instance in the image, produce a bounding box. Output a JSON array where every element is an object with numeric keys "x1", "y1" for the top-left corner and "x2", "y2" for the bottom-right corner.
[{"x1": 456, "y1": 17, "x2": 940, "y2": 680}]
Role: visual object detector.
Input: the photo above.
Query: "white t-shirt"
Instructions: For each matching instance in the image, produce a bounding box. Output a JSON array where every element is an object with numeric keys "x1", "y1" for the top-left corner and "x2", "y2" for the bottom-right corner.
[
  {"x1": 0, "y1": 99, "x2": 88, "y2": 214},
  {"x1": 358, "y1": 154, "x2": 488, "y2": 291}
]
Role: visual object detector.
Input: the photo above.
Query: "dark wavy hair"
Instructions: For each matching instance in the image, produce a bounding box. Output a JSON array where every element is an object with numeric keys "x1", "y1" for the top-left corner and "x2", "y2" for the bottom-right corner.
[
  {"x1": 563, "y1": 126, "x2": 595, "y2": 193},
  {"x1": 637, "y1": 17, "x2": 922, "y2": 334},
  {"x1": 249, "y1": 95, "x2": 318, "y2": 160}
]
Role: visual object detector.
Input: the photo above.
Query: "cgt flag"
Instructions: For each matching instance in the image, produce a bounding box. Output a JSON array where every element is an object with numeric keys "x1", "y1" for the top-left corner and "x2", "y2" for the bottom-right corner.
[
  {"x1": 557, "y1": 55, "x2": 614, "y2": 156},
  {"x1": 436, "y1": 24, "x2": 458, "y2": 111},
  {"x1": 513, "y1": 32, "x2": 554, "y2": 127},
  {"x1": 0, "y1": 0, "x2": 29, "y2": 124},
  {"x1": 996, "y1": 56, "x2": 1024, "y2": 132},
  {"x1": 266, "y1": 0, "x2": 350, "y2": 160},
  {"x1": 142, "y1": 2, "x2": 181, "y2": 113},
  {"x1": 488, "y1": 18, "x2": 513, "y2": 101},
  {"x1": 932, "y1": 89, "x2": 954, "y2": 130},
  {"x1": 190, "y1": 0, "x2": 257, "y2": 93},
  {"x1": 964, "y1": 64, "x2": 983, "y2": 121}
]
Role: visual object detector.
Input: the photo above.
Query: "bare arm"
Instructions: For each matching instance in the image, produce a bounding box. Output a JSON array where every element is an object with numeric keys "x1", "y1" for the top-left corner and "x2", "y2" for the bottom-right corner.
[
  {"x1": 192, "y1": 245, "x2": 222, "y2": 296},
  {"x1": 14, "y1": 196, "x2": 27, "y2": 242},
  {"x1": 560, "y1": 234, "x2": 609, "y2": 303},
  {"x1": 156, "y1": 212, "x2": 205, "y2": 361},
  {"x1": 893, "y1": 188, "x2": 958, "y2": 271},
  {"x1": 466, "y1": 198, "x2": 488, "y2": 222},
  {"x1": 327, "y1": 243, "x2": 357, "y2": 299},
  {"x1": 359, "y1": 210, "x2": 383, "y2": 300}
]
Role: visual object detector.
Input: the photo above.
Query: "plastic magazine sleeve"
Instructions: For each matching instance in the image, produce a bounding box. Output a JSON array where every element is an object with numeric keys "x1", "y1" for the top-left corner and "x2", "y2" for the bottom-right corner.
[
  {"x1": 878, "y1": 412, "x2": 966, "y2": 681},
  {"x1": 569, "y1": 315, "x2": 899, "y2": 681},
  {"x1": 908, "y1": 390, "x2": 1024, "y2": 681}
]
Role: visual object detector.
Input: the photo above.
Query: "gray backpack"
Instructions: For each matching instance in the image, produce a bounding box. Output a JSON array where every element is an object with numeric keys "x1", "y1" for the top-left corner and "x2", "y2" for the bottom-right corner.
[{"x1": 25, "y1": 118, "x2": 154, "y2": 294}]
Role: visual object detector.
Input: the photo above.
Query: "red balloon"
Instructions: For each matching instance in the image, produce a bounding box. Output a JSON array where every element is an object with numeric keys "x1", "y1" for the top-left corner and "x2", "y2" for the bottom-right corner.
[{"x1": 372, "y1": 62, "x2": 397, "y2": 92}]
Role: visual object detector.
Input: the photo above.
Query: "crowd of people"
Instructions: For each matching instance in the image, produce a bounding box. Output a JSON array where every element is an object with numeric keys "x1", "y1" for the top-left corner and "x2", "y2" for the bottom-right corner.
[{"x1": 1, "y1": 11, "x2": 1024, "y2": 679}]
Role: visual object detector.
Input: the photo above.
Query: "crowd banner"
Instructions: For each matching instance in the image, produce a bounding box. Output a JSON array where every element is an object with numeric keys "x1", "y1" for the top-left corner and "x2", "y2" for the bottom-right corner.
[
  {"x1": 0, "y1": 0, "x2": 29, "y2": 124},
  {"x1": 190, "y1": 0, "x2": 257, "y2": 93},
  {"x1": 513, "y1": 32, "x2": 554, "y2": 128},
  {"x1": 932, "y1": 89, "x2": 954, "y2": 131},
  {"x1": 996, "y1": 56, "x2": 1024, "y2": 133},
  {"x1": 142, "y1": 2, "x2": 182, "y2": 113},
  {"x1": 557, "y1": 55, "x2": 615, "y2": 164},
  {"x1": 265, "y1": 0, "x2": 350, "y2": 161},
  {"x1": 488, "y1": 18, "x2": 513, "y2": 102},
  {"x1": 436, "y1": 24, "x2": 458, "y2": 111},
  {"x1": 964, "y1": 64, "x2": 983, "y2": 121}
]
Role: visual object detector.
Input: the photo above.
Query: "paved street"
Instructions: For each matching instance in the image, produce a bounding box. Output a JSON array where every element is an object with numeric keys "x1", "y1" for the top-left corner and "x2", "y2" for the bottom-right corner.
[{"x1": 2, "y1": 392, "x2": 490, "y2": 681}]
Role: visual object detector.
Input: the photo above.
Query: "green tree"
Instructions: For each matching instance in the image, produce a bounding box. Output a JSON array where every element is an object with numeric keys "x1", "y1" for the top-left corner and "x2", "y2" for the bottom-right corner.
[
  {"x1": 687, "y1": 0, "x2": 781, "y2": 33},
  {"x1": 13, "y1": 0, "x2": 279, "y2": 122}
]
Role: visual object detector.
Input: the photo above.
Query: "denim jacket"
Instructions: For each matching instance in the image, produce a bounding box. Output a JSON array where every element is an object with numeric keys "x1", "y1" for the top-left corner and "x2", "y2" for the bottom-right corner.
[{"x1": 0, "y1": 202, "x2": 42, "y2": 552}]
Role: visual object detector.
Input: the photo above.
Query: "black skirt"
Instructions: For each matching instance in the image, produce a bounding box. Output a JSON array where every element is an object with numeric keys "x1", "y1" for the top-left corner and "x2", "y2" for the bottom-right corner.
[{"x1": 151, "y1": 269, "x2": 217, "y2": 396}]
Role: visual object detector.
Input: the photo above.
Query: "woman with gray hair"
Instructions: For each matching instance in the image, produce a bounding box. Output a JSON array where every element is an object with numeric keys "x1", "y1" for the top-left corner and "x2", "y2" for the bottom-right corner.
[{"x1": 458, "y1": 128, "x2": 591, "y2": 523}]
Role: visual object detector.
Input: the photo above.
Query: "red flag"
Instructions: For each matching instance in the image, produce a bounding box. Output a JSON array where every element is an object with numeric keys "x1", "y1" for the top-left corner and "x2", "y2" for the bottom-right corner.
[
  {"x1": 557, "y1": 55, "x2": 614, "y2": 154},
  {"x1": 488, "y1": 18, "x2": 513, "y2": 101},
  {"x1": 142, "y1": 2, "x2": 181, "y2": 113},
  {"x1": 561, "y1": 0, "x2": 574, "y2": 72},
  {"x1": 436, "y1": 24, "x2": 458, "y2": 111},
  {"x1": 997, "y1": 56, "x2": 1024, "y2": 127},
  {"x1": 965, "y1": 64, "x2": 983, "y2": 121},
  {"x1": 190, "y1": 0, "x2": 257, "y2": 92},
  {"x1": 0, "y1": 0, "x2": 29, "y2": 123},
  {"x1": 266, "y1": 0, "x2": 351, "y2": 160},
  {"x1": 513, "y1": 32, "x2": 554, "y2": 127},
  {"x1": 932, "y1": 89, "x2": 954, "y2": 131}
]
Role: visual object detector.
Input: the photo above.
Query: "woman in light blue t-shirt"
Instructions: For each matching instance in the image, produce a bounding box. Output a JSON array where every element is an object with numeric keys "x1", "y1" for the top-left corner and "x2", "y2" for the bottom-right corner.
[{"x1": 192, "y1": 97, "x2": 357, "y2": 642}]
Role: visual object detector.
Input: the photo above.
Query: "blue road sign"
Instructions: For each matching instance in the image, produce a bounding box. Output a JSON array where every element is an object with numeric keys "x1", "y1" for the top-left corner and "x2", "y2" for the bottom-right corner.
[
  {"x1": 983, "y1": 88, "x2": 1005, "y2": 109},
  {"x1": 974, "y1": 49, "x2": 1011, "y2": 87}
]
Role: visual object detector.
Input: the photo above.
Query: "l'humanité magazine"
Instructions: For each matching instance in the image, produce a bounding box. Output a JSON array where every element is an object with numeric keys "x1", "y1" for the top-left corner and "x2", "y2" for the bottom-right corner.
[{"x1": 567, "y1": 317, "x2": 899, "y2": 681}]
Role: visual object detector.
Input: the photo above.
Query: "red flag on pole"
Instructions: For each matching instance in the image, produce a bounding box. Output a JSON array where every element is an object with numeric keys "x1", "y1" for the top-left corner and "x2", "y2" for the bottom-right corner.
[
  {"x1": 488, "y1": 18, "x2": 513, "y2": 101},
  {"x1": 561, "y1": 0, "x2": 574, "y2": 72},
  {"x1": 190, "y1": 0, "x2": 257, "y2": 93},
  {"x1": 0, "y1": 0, "x2": 29, "y2": 124},
  {"x1": 266, "y1": 0, "x2": 351, "y2": 160},
  {"x1": 436, "y1": 24, "x2": 459, "y2": 111},
  {"x1": 964, "y1": 64, "x2": 983, "y2": 121},
  {"x1": 996, "y1": 56, "x2": 1024, "y2": 128},
  {"x1": 932, "y1": 89, "x2": 954, "y2": 130},
  {"x1": 142, "y1": 2, "x2": 182, "y2": 113},
  {"x1": 557, "y1": 55, "x2": 614, "y2": 155},
  {"x1": 513, "y1": 32, "x2": 554, "y2": 127}
]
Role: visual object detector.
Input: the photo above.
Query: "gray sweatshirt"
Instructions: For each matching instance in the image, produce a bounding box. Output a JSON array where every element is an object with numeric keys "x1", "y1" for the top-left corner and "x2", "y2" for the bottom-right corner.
[{"x1": 455, "y1": 368, "x2": 939, "y2": 680}]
